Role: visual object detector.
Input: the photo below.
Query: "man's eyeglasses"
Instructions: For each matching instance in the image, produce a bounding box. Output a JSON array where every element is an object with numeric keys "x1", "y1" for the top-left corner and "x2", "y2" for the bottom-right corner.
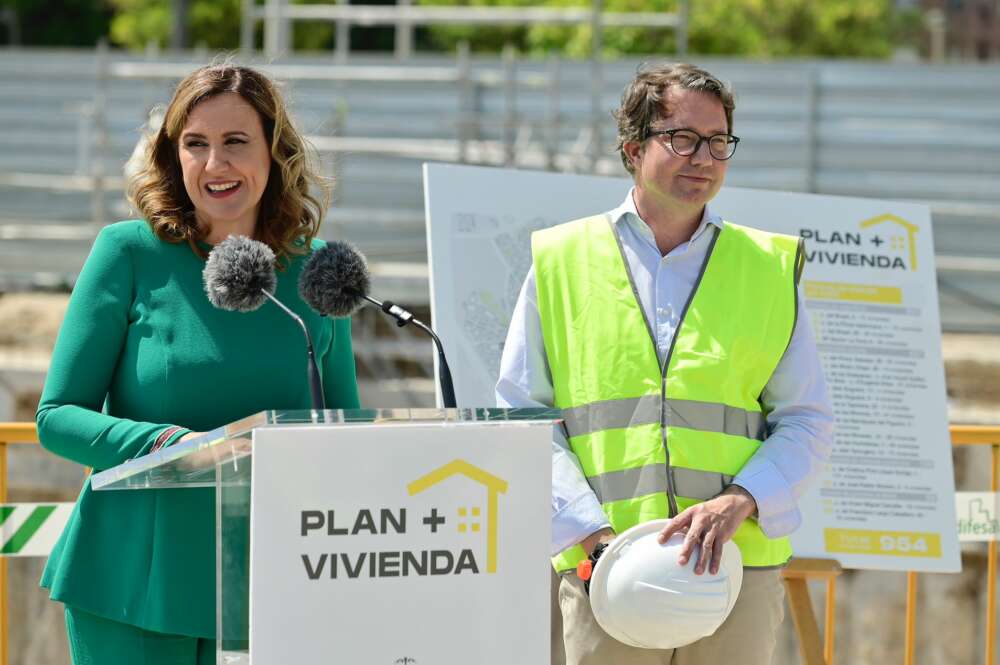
[{"x1": 646, "y1": 128, "x2": 740, "y2": 161}]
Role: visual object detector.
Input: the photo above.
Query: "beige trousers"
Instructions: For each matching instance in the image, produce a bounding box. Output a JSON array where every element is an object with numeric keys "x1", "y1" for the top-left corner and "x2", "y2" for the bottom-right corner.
[
  {"x1": 557, "y1": 568, "x2": 785, "y2": 665},
  {"x1": 551, "y1": 568, "x2": 567, "y2": 665}
]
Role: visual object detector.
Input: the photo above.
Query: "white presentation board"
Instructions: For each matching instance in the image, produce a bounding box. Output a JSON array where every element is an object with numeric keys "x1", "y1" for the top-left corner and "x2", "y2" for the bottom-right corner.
[
  {"x1": 249, "y1": 422, "x2": 552, "y2": 664},
  {"x1": 424, "y1": 162, "x2": 961, "y2": 573}
]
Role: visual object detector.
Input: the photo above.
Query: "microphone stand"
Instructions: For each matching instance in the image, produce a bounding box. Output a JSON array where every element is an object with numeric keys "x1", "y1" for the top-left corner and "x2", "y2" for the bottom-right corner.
[
  {"x1": 362, "y1": 295, "x2": 457, "y2": 409},
  {"x1": 261, "y1": 290, "x2": 326, "y2": 416}
]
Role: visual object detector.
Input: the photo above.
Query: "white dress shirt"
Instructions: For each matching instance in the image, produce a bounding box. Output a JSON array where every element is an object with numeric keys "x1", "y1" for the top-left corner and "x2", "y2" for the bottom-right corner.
[{"x1": 496, "y1": 189, "x2": 835, "y2": 555}]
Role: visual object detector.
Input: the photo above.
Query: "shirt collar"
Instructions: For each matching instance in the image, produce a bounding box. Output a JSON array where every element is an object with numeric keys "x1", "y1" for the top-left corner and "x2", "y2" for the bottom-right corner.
[{"x1": 609, "y1": 187, "x2": 724, "y2": 245}]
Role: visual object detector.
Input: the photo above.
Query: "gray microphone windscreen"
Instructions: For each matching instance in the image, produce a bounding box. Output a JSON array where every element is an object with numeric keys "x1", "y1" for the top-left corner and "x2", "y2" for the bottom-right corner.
[
  {"x1": 203, "y1": 235, "x2": 277, "y2": 312},
  {"x1": 298, "y1": 240, "x2": 370, "y2": 317}
]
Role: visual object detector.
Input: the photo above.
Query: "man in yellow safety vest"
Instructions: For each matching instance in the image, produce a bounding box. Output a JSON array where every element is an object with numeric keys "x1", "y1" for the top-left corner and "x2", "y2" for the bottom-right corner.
[{"x1": 497, "y1": 62, "x2": 834, "y2": 665}]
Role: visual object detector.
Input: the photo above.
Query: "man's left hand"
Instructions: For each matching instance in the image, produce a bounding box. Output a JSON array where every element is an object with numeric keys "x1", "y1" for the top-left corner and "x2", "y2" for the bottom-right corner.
[{"x1": 656, "y1": 485, "x2": 757, "y2": 576}]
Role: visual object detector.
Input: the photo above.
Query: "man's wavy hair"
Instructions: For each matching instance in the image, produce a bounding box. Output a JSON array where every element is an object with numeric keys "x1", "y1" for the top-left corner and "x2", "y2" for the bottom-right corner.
[
  {"x1": 614, "y1": 62, "x2": 735, "y2": 175},
  {"x1": 127, "y1": 64, "x2": 328, "y2": 263}
]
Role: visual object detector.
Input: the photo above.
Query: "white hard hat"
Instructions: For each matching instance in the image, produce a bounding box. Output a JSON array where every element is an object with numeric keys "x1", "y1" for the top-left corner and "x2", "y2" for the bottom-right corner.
[{"x1": 588, "y1": 519, "x2": 743, "y2": 649}]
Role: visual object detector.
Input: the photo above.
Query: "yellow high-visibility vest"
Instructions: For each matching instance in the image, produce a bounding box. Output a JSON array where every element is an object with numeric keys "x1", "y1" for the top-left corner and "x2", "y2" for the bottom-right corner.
[{"x1": 533, "y1": 215, "x2": 803, "y2": 572}]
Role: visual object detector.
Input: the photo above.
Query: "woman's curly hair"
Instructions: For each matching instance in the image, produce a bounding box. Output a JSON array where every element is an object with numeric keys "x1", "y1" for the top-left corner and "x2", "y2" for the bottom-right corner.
[{"x1": 127, "y1": 63, "x2": 329, "y2": 264}]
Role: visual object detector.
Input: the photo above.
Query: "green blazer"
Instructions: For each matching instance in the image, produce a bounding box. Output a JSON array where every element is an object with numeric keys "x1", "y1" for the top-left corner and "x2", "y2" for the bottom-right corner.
[{"x1": 37, "y1": 220, "x2": 360, "y2": 638}]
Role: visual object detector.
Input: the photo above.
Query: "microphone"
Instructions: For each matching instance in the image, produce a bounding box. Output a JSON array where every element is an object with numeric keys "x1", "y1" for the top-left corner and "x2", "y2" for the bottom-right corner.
[
  {"x1": 298, "y1": 241, "x2": 458, "y2": 409},
  {"x1": 203, "y1": 235, "x2": 326, "y2": 412}
]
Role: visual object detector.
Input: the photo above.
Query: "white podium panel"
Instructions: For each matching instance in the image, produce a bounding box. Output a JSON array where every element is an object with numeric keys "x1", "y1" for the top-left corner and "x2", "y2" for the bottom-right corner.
[{"x1": 249, "y1": 422, "x2": 552, "y2": 664}]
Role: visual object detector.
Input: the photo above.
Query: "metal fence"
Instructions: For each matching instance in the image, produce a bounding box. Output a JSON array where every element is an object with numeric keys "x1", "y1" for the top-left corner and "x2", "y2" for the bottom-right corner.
[
  {"x1": 242, "y1": 0, "x2": 689, "y2": 61},
  {"x1": 1, "y1": 47, "x2": 999, "y2": 339}
]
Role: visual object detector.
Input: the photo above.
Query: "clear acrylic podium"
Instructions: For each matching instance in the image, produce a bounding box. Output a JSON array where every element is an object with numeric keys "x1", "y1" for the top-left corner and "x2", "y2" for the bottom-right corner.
[{"x1": 90, "y1": 408, "x2": 558, "y2": 665}]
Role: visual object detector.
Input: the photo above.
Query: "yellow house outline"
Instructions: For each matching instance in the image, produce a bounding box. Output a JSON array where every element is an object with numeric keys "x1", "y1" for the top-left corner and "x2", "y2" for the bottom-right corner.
[
  {"x1": 859, "y1": 213, "x2": 919, "y2": 271},
  {"x1": 407, "y1": 459, "x2": 508, "y2": 573}
]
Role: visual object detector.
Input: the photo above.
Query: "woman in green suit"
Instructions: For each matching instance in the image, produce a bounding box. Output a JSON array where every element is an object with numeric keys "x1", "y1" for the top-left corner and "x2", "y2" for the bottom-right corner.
[{"x1": 36, "y1": 64, "x2": 360, "y2": 664}]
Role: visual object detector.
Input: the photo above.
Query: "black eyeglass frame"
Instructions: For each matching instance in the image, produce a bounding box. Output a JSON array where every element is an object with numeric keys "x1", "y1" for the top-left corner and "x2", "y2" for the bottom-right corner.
[{"x1": 646, "y1": 128, "x2": 741, "y2": 161}]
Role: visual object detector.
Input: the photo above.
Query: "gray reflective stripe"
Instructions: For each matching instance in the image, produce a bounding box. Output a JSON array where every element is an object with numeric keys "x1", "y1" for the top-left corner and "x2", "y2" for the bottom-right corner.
[
  {"x1": 588, "y1": 464, "x2": 668, "y2": 504},
  {"x1": 787, "y1": 237, "x2": 805, "y2": 356},
  {"x1": 563, "y1": 396, "x2": 766, "y2": 441},
  {"x1": 664, "y1": 399, "x2": 767, "y2": 441},
  {"x1": 589, "y1": 465, "x2": 732, "y2": 504},
  {"x1": 671, "y1": 466, "x2": 733, "y2": 501},
  {"x1": 562, "y1": 395, "x2": 660, "y2": 437}
]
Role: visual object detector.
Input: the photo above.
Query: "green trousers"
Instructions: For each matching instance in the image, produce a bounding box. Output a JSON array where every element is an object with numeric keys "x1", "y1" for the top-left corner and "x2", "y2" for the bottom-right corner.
[{"x1": 64, "y1": 606, "x2": 214, "y2": 665}]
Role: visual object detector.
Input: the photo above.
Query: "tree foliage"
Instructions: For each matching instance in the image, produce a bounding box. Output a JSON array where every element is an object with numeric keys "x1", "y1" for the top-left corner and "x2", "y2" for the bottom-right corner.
[
  {"x1": 0, "y1": 0, "x2": 112, "y2": 46},
  {"x1": 419, "y1": 0, "x2": 921, "y2": 58},
  {"x1": 106, "y1": 0, "x2": 400, "y2": 51},
  {"x1": 5, "y1": 0, "x2": 920, "y2": 57},
  {"x1": 108, "y1": 0, "x2": 242, "y2": 50}
]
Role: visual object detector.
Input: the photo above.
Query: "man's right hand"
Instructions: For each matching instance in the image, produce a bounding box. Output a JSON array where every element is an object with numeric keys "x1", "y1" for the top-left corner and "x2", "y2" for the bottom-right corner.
[{"x1": 579, "y1": 527, "x2": 616, "y2": 556}]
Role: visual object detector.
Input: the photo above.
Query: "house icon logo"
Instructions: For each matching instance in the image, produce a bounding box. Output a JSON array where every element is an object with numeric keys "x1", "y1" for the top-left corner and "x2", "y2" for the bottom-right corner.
[
  {"x1": 407, "y1": 460, "x2": 508, "y2": 573},
  {"x1": 859, "y1": 213, "x2": 919, "y2": 271},
  {"x1": 966, "y1": 498, "x2": 994, "y2": 523}
]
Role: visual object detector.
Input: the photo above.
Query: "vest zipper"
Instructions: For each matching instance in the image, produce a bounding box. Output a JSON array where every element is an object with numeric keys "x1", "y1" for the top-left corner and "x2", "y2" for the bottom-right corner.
[
  {"x1": 659, "y1": 224, "x2": 721, "y2": 517},
  {"x1": 610, "y1": 217, "x2": 723, "y2": 519},
  {"x1": 659, "y1": 354, "x2": 681, "y2": 517}
]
